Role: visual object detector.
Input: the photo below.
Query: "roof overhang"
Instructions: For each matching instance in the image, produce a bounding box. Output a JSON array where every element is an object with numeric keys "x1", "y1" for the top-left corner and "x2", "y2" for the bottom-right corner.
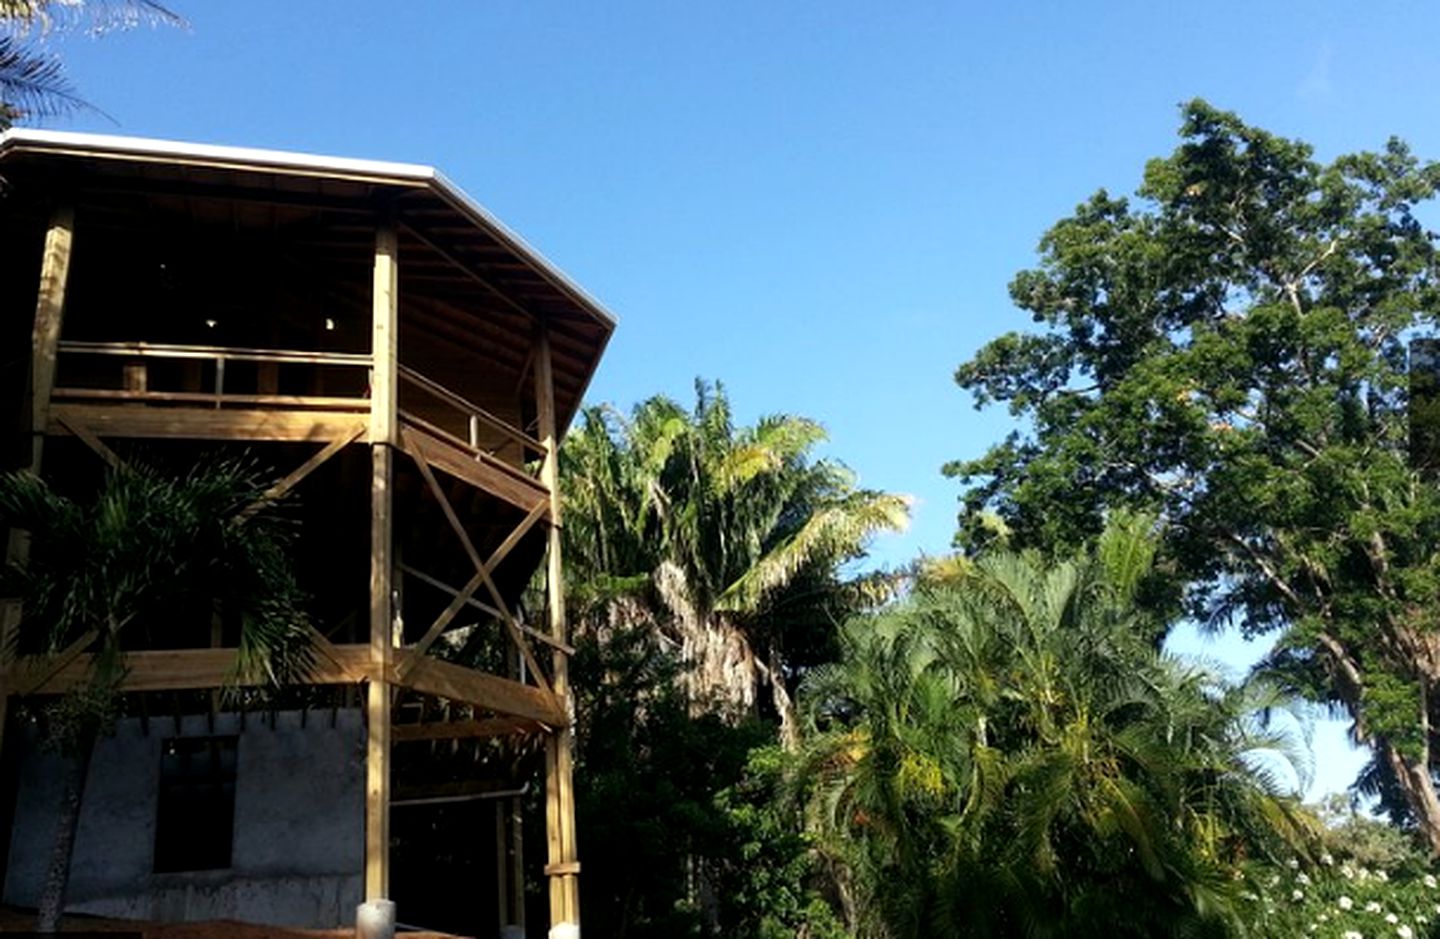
[{"x1": 0, "y1": 128, "x2": 615, "y2": 431}]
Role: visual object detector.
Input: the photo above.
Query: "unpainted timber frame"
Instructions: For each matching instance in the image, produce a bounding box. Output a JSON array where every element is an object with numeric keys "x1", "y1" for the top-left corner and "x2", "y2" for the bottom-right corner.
[{"x1": 0, "y1": 165, "x2": 589, "y2": 935}]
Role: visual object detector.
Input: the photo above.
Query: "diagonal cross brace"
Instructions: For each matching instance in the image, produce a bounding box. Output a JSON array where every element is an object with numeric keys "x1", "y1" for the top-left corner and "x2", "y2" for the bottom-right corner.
[{"x1": 400, "y1": 430, "x2": 552, "y2": 695}]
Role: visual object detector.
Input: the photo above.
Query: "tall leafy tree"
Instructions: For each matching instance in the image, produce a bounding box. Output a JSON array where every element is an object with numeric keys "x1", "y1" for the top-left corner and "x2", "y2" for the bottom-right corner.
[
  {"x1": 948, "y1": 100, "x2": 1440, "y2": 850},
  {"x1": 797, "y1": 518, "x2": 1315, "y2": 937},
  {"x1": 0, "y1": 459, "x2": 313, "y2": 931},
  {"x1": 560, "y1": 381, "x2": 908, "y2": 747}
]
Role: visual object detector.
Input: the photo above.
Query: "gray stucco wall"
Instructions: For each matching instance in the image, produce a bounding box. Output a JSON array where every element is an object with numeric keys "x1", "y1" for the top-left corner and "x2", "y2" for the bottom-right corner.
[{"x1": 5, "y1": 708, "x2": 364, "y2": 928}]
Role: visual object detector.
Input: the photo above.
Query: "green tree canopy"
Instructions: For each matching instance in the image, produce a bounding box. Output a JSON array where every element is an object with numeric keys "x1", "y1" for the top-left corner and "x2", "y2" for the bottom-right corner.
[
  {"x1": 797, "y1": 518, "x2": 1316, "y2": 938},
  {"x1": 948, "y1": 100, "x2": 1440, "y2": 849},
  {"x1": 560, "y1": 381, "x2": 909, "y2": 746}
]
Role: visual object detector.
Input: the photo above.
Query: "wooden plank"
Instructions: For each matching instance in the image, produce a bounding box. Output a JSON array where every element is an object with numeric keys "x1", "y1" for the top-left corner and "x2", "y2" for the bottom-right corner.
[
  {"x1": 53, "y1": 389, "x2": 368, "y2": 410},
  {"x1": 53, "y1": 414, "x2": 122, "y2": 469},
  {"x1": 236, "y1": 424, "x2": 365, "y2": 521},
  {"x1": 397, "y1": 657, "x2": 565, "y2": 726},
  {"x1": 401, "y1": 419, "x2": 549, "y2": 516},
  {"x1": 10, "y1": 630, "x2": 98, "y2": 697},
  {"x1": 57, "y1": 339, "x2": 373, "y2": 367},
  {"x1": 48, "y1": 404, "x2": 367, "y2": 443},
  {"x1": 397, "y1": 364, "x2": 544, "y2": 454},
  {"x1": 391, "y1": 716, "x2": 540, "y2": 742},
  {"x1": 10, "y1": 644, "x2": 373, "y2": 694}
]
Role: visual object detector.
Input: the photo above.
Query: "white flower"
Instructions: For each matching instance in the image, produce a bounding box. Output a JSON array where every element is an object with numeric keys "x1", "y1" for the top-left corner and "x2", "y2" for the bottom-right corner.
[
  {"x1": 1289, "y1": 858, "x2": 1301, "y2": 869},
  {"x1": 1321, "y1": 852, "x2": 1334, "y2": 865},
  {"x1": 1376, "y1": 869, "x2": 1390, "y2": 882},
  {"x1": 1343, "y1": 932, "x2": 1362, "y2": 939},
  {"x1": 1398, "y1": 926, "x2": 1413, "y2": 939},
  {"x1": 1339, "y1": 896, "x2": 1354, "y2": 911},
  {"x1": 1426, "y1": 873, "x2": 1438, "y2": 889},
  {"x1": 1298, "y1": 872, "x2": 1312, "y2": 885},
  {"x1": 1385, "y1": 913, "x2": 1398, "y2": 924},
  {"x1": 1318, "y1": 912, "x2": 1328, "y2": 923},
  {"x1": 1367, "y1": 901, "x2": 1384, "y2": 913},
  {"x1": 1342, "y1": 864, "x2": 1357, "y2": 880},
  {"x1": 1293, "y1": 889, "x2": 1306, "y2": 901}
]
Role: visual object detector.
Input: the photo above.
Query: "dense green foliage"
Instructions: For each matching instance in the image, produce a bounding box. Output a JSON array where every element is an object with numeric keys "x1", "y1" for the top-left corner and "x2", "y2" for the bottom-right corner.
[
  {"x1": 795, "y1": 518, "x2": 1316, "y2": 937},
  {"x1": 560, "y1": 381, "x2": 907, "y2": 740},
  {"x1": 570, "y1": 626, "x2": 843, "y2": 938},
  {"x1": 949, "y1": 100, "x2": 1440, "y2": 848}
]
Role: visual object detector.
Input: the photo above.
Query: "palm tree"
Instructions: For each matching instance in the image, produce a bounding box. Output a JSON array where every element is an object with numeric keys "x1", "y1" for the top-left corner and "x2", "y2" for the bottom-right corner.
[
  {"x1": 560, "y1": 381, "x2": 909, "y2": 747},
  {"x1": 796, "y1": 516, "x2": 1317, "y2": 937},
  {"x1": 0, "y1": 1, "x2": 179, "y2": 126},
  {"x1": 0, "y1": 458, "x2": 313, "y2": 932}
]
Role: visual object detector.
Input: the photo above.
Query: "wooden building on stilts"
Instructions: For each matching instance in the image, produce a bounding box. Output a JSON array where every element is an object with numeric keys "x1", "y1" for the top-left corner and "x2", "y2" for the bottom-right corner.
[{"x1": 0, "y1": 130, "x2": 611, "y2": 938}]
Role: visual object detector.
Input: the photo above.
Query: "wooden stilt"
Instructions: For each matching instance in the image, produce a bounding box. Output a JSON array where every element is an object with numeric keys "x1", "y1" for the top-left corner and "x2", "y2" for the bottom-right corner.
[
  {"x1": 365, "y1": 221, "x2": 399, "y2": 904},
  {"x1": 535, "y1": 325, "x2": 580, "y2": 932}
]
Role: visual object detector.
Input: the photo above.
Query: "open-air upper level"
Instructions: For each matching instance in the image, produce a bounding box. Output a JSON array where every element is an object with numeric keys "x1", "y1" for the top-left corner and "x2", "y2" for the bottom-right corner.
[{"x1": 0, "y1": 129, "x2": 614, "y2": 505}]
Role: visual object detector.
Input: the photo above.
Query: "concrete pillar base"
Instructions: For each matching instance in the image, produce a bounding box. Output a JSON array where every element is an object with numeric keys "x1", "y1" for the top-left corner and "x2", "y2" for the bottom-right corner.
[
  {"x1": 548, "y1": 924, "x2": 579, "y2": 939},
  {"x1": 356, "y1": 899, "x2": 396, "y2": 939}
]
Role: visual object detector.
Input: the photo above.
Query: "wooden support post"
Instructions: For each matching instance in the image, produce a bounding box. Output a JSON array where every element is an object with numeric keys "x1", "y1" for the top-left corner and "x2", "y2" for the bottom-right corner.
[
  {"x1": 26, "y1": 204, "x2": 76, "y2": 476},
  {"x1": 0, "y1": 206, "x2": 76, "y2": 858},
  {"x1": 365, "y1": 221, "x2": 399, "y2": 904},
  {"x1": 535, "y1": 325, "x2": 580, "y2": 933}
]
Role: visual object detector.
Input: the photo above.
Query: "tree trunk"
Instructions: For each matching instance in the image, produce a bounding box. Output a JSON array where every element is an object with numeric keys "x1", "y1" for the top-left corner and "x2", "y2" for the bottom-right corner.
[
  {"x1": 36, "y1": 723, "x2": 96, "y2": 933},
  {"x1": 1385, "y1": 743, "x2": 1440, "y2": 856}
]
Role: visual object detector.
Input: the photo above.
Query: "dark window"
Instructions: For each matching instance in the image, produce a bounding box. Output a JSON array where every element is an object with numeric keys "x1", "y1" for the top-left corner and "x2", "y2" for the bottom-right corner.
[{"x1": 153, "y1": 736, "x2": 238, "y2": 873}]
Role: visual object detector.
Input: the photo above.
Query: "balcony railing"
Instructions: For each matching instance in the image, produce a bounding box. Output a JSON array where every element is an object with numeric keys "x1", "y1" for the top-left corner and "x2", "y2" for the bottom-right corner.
[{"x1": 50, "y1": 340, "x2": 546, "y2": 485}]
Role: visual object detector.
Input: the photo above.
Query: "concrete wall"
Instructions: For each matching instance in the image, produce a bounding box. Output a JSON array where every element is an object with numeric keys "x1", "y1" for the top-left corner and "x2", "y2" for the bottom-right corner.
[{"x1": 5, "y1": 708, "x2": 364, "y2": 928}]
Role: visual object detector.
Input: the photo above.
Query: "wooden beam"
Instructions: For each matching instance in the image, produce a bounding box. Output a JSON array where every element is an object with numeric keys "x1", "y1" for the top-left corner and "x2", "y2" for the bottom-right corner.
[
  {"x1": 52, "y1": 414, "x2": 122, "y2": 468},
  {"x1": 401, "y1": 433, "x2": 551, "y2": 694},
  {"x1": 10, "y1": 630, "x2": 98, "y2": 697},
  {"x1": 48, "y1": 404, "x2": 367, "y2": 444},
  {"x1": 366, "y1": 221, "x2": 399, "y2": 904},
  {"x1": 399, "y1": 417, "x2": 549, "y2": 516},
  {"x1": 536, "y1": 324, "x2": 581, "y2": 930},
  {"x1": 391, "y1": 716, "x2": 540, "y2": 742},
  {"x1": 28, "y1": 204, "x2": 76, "y2": 475},
  {"x1": 8, "y1": 644, "x2": 373, "y2": 694},
  {"x1": 396, "y1": 497, "x2": 557, "y2": 679},
  {"x1": 236, "y1": 424, "x2": 365, "y2": 522},
  {"x1": 397, "y1": 656, "x2": 564, "y2": 726}
]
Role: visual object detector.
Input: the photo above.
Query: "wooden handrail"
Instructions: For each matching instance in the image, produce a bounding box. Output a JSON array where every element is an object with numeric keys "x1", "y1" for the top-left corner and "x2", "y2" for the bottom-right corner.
[
  {"x1": 58, "y1": 340, "x2": 372, "y2": 368},
  {"x1": 397, "y1": 363, "x2": 544, "y2": 455}
]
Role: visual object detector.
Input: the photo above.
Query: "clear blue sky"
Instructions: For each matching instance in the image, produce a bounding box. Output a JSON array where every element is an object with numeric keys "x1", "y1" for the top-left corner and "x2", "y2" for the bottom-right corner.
[{"x1": 34, "y1": 1, "x2": 1440, "y2": 798}]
